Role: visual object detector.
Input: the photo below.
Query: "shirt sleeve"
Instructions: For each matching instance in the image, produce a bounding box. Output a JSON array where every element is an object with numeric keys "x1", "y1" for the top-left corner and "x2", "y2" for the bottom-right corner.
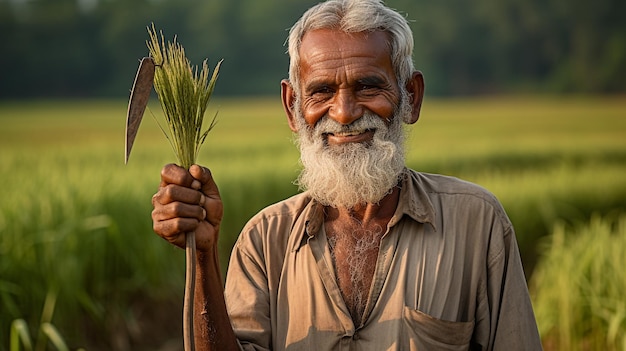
[
  {"x1": 484, "y1": 225, "x2": 543, "y2": 350},
  {"x1": 224, "y1": 229, "x2": 273, "y2": 351}
]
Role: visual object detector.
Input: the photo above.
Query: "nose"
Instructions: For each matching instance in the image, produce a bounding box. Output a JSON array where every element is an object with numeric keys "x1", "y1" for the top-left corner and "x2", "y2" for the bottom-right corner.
[{"x1": 328, "y1": 89, "x2": 363, "y2": 125}]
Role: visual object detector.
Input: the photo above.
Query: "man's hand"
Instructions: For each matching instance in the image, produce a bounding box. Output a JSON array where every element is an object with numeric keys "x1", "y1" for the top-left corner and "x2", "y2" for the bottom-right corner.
[{"x1": 152, "y1": 163, "x2": 223, "y2": 252}]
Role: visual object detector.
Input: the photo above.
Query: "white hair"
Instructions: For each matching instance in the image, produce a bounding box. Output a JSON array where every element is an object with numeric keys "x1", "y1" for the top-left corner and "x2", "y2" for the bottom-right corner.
[{"x1": 286, "y1": 0, "x2": 415, "y2": 96}]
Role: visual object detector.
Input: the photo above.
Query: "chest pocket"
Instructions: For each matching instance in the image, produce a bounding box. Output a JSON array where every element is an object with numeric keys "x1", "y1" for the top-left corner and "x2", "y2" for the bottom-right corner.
[{"x1": 402, "y1": 306, "x2": 474, "y2": 350}]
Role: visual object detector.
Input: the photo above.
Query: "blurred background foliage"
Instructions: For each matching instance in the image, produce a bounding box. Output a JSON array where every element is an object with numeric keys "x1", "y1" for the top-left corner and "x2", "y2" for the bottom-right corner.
[
  {"x1": 1, "y1": 0, "x2": 625, "y2": 350},
  {"x1": 0, "y1": 0, "x2": 625, "y2": 98}
]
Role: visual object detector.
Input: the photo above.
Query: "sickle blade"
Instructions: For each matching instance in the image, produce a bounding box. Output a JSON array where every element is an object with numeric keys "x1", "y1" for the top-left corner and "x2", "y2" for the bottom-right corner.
[{"x1": 125, "y1": 57, "x2": 156, "y2": 164}]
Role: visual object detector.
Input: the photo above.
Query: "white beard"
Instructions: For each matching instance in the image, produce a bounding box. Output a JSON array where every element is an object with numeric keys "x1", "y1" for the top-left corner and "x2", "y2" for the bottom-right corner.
[{"x1": 293, "y1": 92, "x2": 411, "y2": 209}]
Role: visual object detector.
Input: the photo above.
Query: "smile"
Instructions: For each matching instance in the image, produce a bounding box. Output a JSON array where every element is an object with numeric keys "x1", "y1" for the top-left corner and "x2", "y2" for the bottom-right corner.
[{"x1": 324, "y1": 129, "x2": 376, "y2": 145}]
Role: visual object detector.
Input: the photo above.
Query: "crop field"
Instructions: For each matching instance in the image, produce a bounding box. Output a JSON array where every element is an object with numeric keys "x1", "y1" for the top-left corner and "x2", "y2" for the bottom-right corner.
[{"x1": 1, "y1": 96, "x2": 625, "y2": 350}]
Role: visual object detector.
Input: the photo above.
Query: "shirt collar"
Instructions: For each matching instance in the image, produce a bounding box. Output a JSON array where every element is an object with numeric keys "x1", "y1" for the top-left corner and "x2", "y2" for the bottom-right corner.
[
  {"x1": 290, "y1": 168, "x2": 437, "y2": 252},
  {"x1": 290, "y1": 196, "x2": 324, "y2": 252},
  {"x1": 391, "y1": 168, "x2": 437, "y2": 230}
]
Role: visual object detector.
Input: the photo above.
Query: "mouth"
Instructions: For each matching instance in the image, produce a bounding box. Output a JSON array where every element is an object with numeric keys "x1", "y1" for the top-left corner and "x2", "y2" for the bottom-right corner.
[{"x1": 324, "y1": 129, "x2": 376, "y2": 145}]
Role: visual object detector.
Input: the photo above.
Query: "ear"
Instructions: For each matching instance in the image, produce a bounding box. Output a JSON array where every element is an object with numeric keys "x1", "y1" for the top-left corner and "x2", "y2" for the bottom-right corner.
[
  {"x1": 281, "y1": 79, "x2": 298, "y2": 132},
  {"x1": 404, "y1": 71, "x2": 425, "y2": 124}
]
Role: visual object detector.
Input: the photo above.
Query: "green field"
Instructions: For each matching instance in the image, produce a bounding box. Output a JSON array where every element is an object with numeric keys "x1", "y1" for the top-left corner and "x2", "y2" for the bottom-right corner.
[{"x1": 1, "y1": 96, "x2": 625, "y2": 350}]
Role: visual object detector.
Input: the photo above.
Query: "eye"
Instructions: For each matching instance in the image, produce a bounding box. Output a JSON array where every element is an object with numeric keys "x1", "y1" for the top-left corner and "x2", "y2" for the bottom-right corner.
[
  {"x1": 357, "y1": 83, "x2": 382, "y2": 95},
  {"x1": 356, "y1": 77, "x2": 385, "y2": 93},
  {"x1": 309, "y1": 85, "x2": 334, "y2": 100},
  {"x1": 314, "y1": 86, "x2": 333, "y2": 95}
]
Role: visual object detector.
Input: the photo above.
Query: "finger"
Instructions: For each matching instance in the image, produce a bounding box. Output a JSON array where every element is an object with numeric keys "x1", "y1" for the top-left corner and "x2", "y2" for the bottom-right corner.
[
  {"x1": 204, "y1": 195, "x2": 223, "y2": 226},
  {"x1": 160, "y1": 163, "x2": 195, "y2": 187},
  {"x1": 189, "y1": 165, "x2": 222, "y2": 226},
  {"x1": 152, "y1": 217, "x2": 200, "y2": 249},
  {"x1": 189, "y1": 164, "x2": 220, "y2": 199},
  {"x1": 152, "y1": 200, "x2": 205, "y2": 247},
  {"x1": 153, "y1": 201, "x2": 206, "y2": 222},
  {"x1": 191, "y1": 179, "x2": 202, "y2": 190},
  {"x1": 154, "y1": 184, "x2": 207, "y2": 207}
]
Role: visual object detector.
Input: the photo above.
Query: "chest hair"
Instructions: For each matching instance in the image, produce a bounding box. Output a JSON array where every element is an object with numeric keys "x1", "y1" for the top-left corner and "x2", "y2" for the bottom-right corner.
[{"x1": 325, "y1": 220, "x2": 385, "y2": 326}]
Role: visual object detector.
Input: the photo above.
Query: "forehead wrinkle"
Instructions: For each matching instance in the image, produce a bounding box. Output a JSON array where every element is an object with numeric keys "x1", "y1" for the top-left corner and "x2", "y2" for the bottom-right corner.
[{"x1": 299, "y1": 29, "x2": 392, "y2": 67}]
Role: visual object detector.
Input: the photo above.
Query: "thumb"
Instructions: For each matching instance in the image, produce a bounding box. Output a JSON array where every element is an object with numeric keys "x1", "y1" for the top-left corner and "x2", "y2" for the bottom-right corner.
[{"x1": 189, "y1": 164, "x2": 220, "y2": 199}]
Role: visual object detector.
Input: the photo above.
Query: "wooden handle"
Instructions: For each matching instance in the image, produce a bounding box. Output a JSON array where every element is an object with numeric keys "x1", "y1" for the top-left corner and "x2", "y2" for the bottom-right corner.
[{"x1": 183, "y1": 232, "x2": 197, "y2": 351}]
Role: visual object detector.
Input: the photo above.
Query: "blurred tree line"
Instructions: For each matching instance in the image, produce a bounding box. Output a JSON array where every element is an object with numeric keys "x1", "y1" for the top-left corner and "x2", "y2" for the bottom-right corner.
[{"x1": 0, "y1": 0, "x2": 624, "y2": 98}]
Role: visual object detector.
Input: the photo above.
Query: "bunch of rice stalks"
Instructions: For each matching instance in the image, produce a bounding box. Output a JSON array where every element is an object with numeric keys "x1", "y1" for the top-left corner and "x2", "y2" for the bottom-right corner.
[{"x1": 146, "y1": 24, "x2": 222, "y2": 169}]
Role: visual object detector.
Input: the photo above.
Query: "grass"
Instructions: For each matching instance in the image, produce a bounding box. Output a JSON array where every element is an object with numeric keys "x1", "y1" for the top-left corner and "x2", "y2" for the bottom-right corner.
[
  {"x1": 530, "y1": 214, "x2": 626, "y2": 350},
  {"x1": 10, "y1": 290, "x2": 86, "y2": 351},
  {"x1": 0, "y1": 96, "x2": 624, "y2": 349}
]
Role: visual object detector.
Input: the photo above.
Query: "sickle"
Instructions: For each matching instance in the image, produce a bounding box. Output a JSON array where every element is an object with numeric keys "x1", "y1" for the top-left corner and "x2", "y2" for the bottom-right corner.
[
  {"x1": 125, "y1": 57, "x2": 155, "y2": 164},
  {"x1": 125, "y1": 57, "x2": 197, "y2": 350}
]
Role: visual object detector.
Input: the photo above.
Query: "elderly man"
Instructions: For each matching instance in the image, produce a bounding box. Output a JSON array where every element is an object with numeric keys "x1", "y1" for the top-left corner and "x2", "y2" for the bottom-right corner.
[{"x1": 151, "y1": 0, "x2": 542, "y2": 350}]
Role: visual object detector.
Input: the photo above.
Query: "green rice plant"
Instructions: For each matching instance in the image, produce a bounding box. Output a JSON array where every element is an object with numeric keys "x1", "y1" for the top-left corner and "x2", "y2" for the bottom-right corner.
[
  {"x1": 10, "y1": 290, "x2": 85, "y2": 351},
  {"x1": 0, "y1": 146, "x2": 185, "y2": 350},
  {"x1": 146, "y1": 24, "x2": 222, "y2": 169},
  {"x1": 530, "y1": 214, "x2": 626, "y2": 350}
]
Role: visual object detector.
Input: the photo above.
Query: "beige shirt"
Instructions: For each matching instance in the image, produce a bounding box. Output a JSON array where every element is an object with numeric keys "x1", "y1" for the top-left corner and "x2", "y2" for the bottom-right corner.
[{"x1": 224, "y1": 169, "x2": 542, "y2": 350}]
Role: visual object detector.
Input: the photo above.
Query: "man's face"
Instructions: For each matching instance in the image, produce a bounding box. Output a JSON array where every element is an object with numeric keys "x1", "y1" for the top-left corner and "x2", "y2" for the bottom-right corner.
[
  {"x1": 291, "y1": 29, "x2": 412, "y2": 209},
  {"x1": 296, "y1": 29, "x2": 402, "y2": 140}
]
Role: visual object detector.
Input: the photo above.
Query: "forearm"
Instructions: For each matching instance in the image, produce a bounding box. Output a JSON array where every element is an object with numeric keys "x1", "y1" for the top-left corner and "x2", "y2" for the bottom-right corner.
[{"x1": 194, "y1": 248, "x2": 239, "y2": 351}]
